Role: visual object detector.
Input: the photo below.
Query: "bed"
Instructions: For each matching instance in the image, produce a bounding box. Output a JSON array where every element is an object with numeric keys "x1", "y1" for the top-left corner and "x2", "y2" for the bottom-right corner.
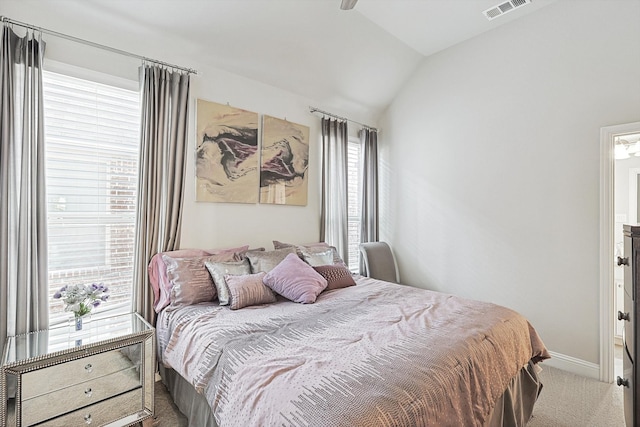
[{"x1": 150, "y1": 245, "x2": 550, "y2": 427}]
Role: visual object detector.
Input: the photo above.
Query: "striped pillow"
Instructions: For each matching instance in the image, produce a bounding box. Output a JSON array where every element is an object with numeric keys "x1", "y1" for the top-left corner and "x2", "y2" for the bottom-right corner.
[{"x1": 224, "y1": 272, "x2": 277, "y2": 310}]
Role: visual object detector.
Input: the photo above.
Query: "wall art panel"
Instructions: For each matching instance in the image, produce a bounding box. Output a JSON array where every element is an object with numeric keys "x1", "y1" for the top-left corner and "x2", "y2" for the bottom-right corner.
[
  {"x1": 196, "y1": 99, "x2": 259, "y2": 203},
  {"x1": 259, "y1": 115, "x2": 309, "y2": 206}
]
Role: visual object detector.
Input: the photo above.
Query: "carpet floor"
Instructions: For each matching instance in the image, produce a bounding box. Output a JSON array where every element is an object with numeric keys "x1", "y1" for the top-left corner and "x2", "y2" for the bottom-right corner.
[
  {"x1": 152, "y1": 381, "x2": 188, "y2": 426},
  {"x1": 152, "y1": 365, "x2": 625, "y2": 426},
  {"x1": 528, "y1": 365, "x2": 624, "y2": 427}
]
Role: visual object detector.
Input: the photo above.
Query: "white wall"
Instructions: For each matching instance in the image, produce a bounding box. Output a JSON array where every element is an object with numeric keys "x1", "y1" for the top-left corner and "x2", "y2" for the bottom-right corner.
[
  {"x1": 380, "y1": 0, "x2": 640, "y2": 365},
  {"x1": 1, "y1": 2, "x2": 378, "y2": 252},
  {"x1": 182, "y1": 72, "x2": 324, "y2": 250}
]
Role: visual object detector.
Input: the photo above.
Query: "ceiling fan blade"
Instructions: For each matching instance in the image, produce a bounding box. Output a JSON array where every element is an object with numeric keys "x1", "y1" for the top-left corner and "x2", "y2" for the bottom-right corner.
[{"x1": 340, "y1": 0, "x2": 358, "y2": 10}]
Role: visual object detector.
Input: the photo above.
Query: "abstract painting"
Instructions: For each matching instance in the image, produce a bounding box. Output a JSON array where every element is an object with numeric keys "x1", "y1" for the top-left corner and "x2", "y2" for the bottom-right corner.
[
  {"x1": 259, "y1": 115, "x2": 310, "y2": 206},
  {"x1": 196, "y1": 99, "x2": 259, "y2": 203}
]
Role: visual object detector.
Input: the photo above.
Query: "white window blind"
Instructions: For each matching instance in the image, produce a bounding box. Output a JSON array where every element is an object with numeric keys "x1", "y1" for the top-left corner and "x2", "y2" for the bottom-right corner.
[
  {"x1": 347, "y1": 138, "x2": 362, "y2": 272},
  {"x1": 43, "y1": 70, "x2": 141, "y2": 325}
]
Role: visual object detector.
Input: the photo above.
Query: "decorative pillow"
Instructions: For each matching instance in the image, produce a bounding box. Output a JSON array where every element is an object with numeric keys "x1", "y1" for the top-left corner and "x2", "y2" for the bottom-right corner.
[
  {"x1": 246, "y1": 246, "x2": 297, "y2": 273},
  {"x1": 225, "y1": 272, "x2": 277, "y2": 310},
  {"x1": 149, "y1": 246, "x2": 249, "y2": 312},
  {"x1": 205, "y1": 259, "x2": 251, "y2": 305},
  {"x1": 263, "y1": 253, "x2": 328, "y2": 304},
  {"x1": 299, "y1": 246, "x2": 335, "y2": 267},
  {"x1": 272, "y1": 240, "x2": 348, "y2": 269},
  {"x1": 313, "y1": 265, "x2": 356, "y2": 291},
  {"x1": 162, "y1": 252, "x2": 241, "y2": 307}
]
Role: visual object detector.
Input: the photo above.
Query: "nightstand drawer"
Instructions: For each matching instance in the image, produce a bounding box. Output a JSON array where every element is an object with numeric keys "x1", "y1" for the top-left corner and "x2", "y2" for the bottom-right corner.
[
  {"x1": 22, "y1": 346, "x2": 139, "y2": 399},
  {"x1": 37, "y1": 388, "x2": 143, "y2": 427},
  {"x1": 22, "y1": 366, "x2": 141, "y2": 425}
]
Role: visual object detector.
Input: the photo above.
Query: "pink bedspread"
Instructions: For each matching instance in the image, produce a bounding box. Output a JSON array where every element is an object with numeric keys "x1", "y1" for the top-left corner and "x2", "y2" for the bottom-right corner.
[{"x1": 157, "y1": 277, "x2": 549, "y2": 427}]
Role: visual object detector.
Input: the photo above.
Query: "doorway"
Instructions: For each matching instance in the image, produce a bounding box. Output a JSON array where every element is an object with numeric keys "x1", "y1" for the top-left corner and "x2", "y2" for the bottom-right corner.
[
  {"x1": 601, "y1": 121, "x2": 640, "y2": 384},
  {"x1": 613, "y1": 138, "x2": 640, "y2": 379}
]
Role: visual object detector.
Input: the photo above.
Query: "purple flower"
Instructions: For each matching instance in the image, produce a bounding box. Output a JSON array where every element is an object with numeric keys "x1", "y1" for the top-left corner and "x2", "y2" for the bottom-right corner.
[{"x1": 54, "y1": 282, "x2": 110, "y2": 315}]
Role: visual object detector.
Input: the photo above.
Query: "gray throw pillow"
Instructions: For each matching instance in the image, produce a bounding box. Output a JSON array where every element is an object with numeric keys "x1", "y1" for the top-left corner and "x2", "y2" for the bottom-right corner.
[
  {"x1": 246, "y1": 246, "x2": 297, "y2": 273},
  {"x1": 272, "y1": 240, "x2": 348, "y2": 269},
  {"x1": 300, "y1": 246, "x2": 335, "y2": 266},
  {"x1": 204, "y1": 259, "x2": 251, "y2": 306}
]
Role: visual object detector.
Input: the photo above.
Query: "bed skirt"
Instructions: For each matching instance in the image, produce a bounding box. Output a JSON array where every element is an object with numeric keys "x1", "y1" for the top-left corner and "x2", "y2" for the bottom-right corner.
[{"x1": 159, "y1": 360, "x2": 543, "y2": 427}]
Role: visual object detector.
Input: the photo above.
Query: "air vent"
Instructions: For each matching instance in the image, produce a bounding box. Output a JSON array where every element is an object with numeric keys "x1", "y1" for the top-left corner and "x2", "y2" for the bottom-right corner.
[
  {"x1": 499, "y1": 2, "x2": 514, "y2": 12},
  {"x1": 483, "y1": 0, "x2": 532, "y2": 21}
]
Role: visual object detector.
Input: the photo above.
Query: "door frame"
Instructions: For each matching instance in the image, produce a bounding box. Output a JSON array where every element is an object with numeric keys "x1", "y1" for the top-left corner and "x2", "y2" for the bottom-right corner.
[
  {"x1": 600, "y1": 121, "x2": 640, "y2": 383},
  {"x1": 629, "y1": 168, "x2": 640, "y2": 226}
]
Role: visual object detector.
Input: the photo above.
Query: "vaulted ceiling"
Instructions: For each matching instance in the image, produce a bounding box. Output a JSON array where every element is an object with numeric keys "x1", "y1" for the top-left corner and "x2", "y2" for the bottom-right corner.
[{"x1": 2, "y1": 0, "x2": 559, "y2": 118}]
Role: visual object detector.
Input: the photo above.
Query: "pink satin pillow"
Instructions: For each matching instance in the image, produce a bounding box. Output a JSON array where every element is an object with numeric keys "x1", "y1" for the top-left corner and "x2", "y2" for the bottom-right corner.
[{"x1": 148, "y1": 245, "x2": 249, "y2": 312}]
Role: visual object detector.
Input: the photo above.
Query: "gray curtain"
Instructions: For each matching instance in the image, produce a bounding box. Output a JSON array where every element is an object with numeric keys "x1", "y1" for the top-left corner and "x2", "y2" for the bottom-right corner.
[
  {"x1": 359, "y1": 128, "x2": 379, "y2": 274},
  {"x1": 359, "y1": 127, "x2": 378, "y2": 242},
  {"x1": 0, "y1": 25, "x2": 49, "y2": 349},
  {"x1": 133, "y1": 65, "x2": 190, "y2": 324},
  {"x1": 320, "y1": 117, "x2": 349, "y2": 266}
]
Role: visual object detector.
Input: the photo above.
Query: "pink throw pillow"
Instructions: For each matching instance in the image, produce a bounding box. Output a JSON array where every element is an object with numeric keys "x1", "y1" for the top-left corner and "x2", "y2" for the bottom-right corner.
[
  {"x1": 263, "y1": 253, "x2": 327, "y2": 304},
  {"x1": 225, "y1": 272, "x2": 277, "y2": 310}
]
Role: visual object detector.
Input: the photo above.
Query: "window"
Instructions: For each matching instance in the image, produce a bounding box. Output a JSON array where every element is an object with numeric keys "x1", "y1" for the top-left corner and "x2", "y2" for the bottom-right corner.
[
  {"x1": 43, "y1": 70, "x2": 141, "y2": 325},
  {"x1": 347, "y1": 137, "x2": 362, "y2": 272}
]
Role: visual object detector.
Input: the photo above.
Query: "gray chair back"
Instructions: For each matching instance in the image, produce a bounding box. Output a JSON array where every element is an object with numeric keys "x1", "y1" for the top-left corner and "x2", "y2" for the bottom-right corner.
[{"x1": 359, "y1": 242, "x2": 399, "y2": 283}]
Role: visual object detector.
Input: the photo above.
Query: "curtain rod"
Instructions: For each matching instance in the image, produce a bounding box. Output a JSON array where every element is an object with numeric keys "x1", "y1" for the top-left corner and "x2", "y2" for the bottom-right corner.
[
  {"x1": 1, "y1": 16, "x2": 198, "y2": 75},
  {"x1": 309, "y1": 106, "x2": 377, "y2": 131}
]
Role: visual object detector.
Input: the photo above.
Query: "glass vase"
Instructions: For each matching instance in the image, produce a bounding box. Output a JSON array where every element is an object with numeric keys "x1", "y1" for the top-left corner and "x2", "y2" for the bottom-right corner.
[
  {"x1": 74, "y1": 314, "x2": 84, "y2": 331},
  {"x1": 70, "y1": 313, "x2": 91, "y2": 331}
]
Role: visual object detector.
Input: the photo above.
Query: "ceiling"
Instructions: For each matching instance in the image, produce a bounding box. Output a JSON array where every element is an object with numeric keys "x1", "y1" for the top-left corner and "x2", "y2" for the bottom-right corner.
[
  {"x1": 357, "y1": 0, "x2": 558, "y2": 57},
  {"x1": 3, "y1": 0, "x2": 559, "y2": 119}
]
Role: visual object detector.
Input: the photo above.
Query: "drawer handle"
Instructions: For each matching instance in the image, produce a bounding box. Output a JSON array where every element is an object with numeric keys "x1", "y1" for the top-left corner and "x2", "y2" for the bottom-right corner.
[
  {"x1": 84, "y1": 387, "x2": 92, "y2": 397},
  {"x1": 617, "y1": 376, "x2": 630, "y2": 388},
  {"x1": 84, "y1": 363, "x2": 93, "y2": 373},
  {"x1": 618, "y1": 256, "x2": 629, "y2": 266},
  {"x1": 84, "y1": 413, "x2": 92, "y2": 424},
  {"x1": 618, "y1": 311, "x2": 630, "y2": 321}
]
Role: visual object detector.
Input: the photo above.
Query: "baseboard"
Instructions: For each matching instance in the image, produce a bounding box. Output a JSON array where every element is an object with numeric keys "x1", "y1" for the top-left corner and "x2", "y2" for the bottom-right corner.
[{"x1": 542, "y1": 351, "x2": 600, "y2": 380}]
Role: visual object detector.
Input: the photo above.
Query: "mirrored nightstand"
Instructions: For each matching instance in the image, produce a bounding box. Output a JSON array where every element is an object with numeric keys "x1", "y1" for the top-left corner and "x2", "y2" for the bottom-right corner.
[{"x1": 1, "y1": 313, "x2": 155, "y2": 427}]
